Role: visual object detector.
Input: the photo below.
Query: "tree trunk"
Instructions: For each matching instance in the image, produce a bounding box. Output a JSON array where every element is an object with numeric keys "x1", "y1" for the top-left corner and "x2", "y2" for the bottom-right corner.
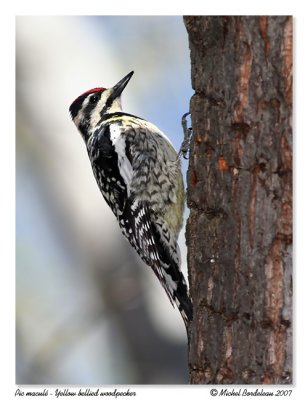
[{"x1": 184, "y1": 16, "x2": 292, "y2": 385}]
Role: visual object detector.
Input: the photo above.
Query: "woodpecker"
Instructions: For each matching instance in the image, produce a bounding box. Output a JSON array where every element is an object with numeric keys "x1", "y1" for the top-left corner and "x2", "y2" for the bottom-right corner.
[{"x1": 69, "y1": 71, "x2": 193, "y2": 328}]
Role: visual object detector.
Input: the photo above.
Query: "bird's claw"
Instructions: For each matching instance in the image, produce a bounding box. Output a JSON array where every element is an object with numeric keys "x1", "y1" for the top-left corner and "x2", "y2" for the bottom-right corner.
[{"x1": 177, "y1": 112, "x2": 192, "y2": 160}]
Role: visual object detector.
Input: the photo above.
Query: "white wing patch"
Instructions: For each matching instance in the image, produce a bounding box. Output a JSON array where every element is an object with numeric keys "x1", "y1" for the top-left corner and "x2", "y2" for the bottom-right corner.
[{"x1": 109, "y1": 124, "x2": 133, "y2": 195}]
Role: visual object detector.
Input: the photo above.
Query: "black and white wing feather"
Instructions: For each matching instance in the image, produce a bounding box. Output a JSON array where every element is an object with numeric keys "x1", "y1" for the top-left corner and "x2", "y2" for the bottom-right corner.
[{"x1": 120, "y1": 197, "x2": 193, "y2": 326}]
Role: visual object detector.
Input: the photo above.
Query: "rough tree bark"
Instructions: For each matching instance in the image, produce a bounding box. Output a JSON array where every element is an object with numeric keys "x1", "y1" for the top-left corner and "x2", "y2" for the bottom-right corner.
[{"x1": 184, "y1": 16, "x2": 292, "y2": 384}]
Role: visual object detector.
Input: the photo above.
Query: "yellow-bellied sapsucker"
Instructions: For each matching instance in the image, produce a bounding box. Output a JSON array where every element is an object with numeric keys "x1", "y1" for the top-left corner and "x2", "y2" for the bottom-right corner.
[{"x1": 69, "y1": 71, "x2": 192, "y2": 328}]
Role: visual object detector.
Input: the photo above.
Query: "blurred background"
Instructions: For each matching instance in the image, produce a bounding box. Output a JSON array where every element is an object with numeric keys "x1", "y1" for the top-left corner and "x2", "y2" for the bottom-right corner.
[{"x1": 16, "y1": 16, "x2": 193, "y2": 385}]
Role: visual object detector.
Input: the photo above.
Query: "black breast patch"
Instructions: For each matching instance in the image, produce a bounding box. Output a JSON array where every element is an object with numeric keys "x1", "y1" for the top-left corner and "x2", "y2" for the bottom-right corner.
[{"x1": 88, "y1": 123, "x2": 128, "y2": 213}]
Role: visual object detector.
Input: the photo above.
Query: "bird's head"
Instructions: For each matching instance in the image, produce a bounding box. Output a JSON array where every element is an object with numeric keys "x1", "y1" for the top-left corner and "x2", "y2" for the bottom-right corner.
[{"x1": 69, "y1": 71, "x2": 134, "y2": 140}]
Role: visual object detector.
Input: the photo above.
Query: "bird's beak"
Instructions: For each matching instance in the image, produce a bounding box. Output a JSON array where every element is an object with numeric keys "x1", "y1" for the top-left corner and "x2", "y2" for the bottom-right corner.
[{"x1": 112, "y1": 71, "x2": 134, "y2": 99}]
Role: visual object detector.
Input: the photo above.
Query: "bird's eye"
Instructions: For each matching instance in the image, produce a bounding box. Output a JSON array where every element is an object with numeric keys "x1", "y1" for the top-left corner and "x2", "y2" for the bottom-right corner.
[{"x1": 90, "y1": 94, "x2": 99, "y2": 104}]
